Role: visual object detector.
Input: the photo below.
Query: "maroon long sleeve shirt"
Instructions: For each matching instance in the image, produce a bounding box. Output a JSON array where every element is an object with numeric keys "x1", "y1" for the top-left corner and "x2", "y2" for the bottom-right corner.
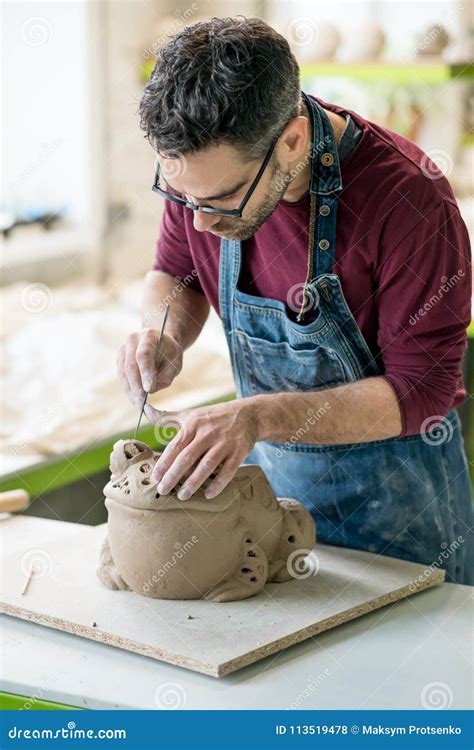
[{"x1": 152, "y1": 96, "x2": 472, "y2": 437}]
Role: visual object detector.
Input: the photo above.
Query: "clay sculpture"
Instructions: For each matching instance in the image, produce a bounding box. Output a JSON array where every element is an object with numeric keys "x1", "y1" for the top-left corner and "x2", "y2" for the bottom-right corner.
[{"x1": 97, "y1": 439, "x2": 316, "y2": 602}]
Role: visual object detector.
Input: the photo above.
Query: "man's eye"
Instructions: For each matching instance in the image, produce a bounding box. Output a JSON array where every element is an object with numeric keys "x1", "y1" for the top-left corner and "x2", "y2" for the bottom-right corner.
[{"x1": 221, "y1": 193, "x2": 237, "y2": 202}]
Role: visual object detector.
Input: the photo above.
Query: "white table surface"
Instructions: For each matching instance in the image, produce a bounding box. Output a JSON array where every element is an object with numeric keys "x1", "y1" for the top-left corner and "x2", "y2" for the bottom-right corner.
[{"x1": 1, "y1": 580, "x2": 471, "y2": 710}]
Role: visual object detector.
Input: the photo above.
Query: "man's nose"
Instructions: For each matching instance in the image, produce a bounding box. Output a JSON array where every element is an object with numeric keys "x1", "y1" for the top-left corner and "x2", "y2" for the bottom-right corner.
[{"x1": 193, "y1": 210, "x2": 221, "y2": 233}]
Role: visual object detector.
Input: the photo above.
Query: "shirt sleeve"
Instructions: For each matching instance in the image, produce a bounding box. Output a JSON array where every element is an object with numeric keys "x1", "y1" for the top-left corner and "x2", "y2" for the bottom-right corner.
[
  {"x1": 374, "y1": 199, "x2": 471, "y2": 437},
  {"x1": 152, "y1": 200, "x2": 203, "y2": 294}
]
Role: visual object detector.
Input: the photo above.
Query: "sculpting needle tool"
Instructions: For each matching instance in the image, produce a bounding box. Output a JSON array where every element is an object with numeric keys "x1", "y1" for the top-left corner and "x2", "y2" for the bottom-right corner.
[{"x1": 134, "y1": 303, "x2": 170, "y2": 439}]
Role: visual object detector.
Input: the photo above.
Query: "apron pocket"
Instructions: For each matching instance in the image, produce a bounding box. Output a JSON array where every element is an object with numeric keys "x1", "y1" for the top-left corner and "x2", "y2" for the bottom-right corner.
[{"x1": 233, "y1": 330, "x2": 349, "y2": 394}]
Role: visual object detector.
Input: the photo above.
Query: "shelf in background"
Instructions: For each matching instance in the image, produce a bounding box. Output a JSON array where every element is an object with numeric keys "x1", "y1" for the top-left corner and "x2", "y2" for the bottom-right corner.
[
  {"x1": 299, "y1": 61, "x2": 473, "y2": 84},
  {"x1": 0, "y1": 227, "x2": 96, "y2": 269},
  {"x1": 140, "y1": 59, "x2": 473, "y2": 86}
]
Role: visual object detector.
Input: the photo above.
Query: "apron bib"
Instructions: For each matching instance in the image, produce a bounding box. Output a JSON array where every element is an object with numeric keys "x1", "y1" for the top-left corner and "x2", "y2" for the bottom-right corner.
[{"x1": 218, "y1": 93, "x2": 473, "y2": 585}]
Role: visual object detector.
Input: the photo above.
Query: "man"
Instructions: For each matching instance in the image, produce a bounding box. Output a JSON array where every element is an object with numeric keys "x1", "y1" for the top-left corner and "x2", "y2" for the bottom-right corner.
[{"x1": 118, "y1": 17, "x2": 473, "y2": 584}]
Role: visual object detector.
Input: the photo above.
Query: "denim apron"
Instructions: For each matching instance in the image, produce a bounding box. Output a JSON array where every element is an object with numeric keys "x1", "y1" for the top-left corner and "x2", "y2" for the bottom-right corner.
[{"x1": 219, "y1": 92, "x2": 473, "y2": 585}]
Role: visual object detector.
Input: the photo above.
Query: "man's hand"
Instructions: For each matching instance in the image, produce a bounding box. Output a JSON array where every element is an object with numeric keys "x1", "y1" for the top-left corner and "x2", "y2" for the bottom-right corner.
[
  {"x1": 117, "y1": 329, "x2": 183, "y2": 407},
  {"x1": 145, "y1": 399, "x2": 259, "y2": 500},
  {"x1": 142, "y1": 377, "x2": 402, "y2": 501}
]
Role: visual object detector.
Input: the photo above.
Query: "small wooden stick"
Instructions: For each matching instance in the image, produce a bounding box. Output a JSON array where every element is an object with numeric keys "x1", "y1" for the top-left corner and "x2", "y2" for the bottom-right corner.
[
  {"x1": 21, "y1": 566, "x2": 34, "y2": 595},
  {"x1": 0, "y1": 489, "x2": 30, "y2": 514}
]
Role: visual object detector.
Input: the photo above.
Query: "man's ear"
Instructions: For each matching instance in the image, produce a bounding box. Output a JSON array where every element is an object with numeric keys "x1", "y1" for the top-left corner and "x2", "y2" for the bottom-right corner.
[{"x1": 279, "y1": 115, "x2": 309, "y2": 164}]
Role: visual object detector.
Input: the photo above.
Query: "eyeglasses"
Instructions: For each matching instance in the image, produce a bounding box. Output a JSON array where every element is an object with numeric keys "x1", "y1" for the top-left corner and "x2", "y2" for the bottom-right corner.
[{"x1": 152, "y1": 136, "x2": 279, "y2": 218}]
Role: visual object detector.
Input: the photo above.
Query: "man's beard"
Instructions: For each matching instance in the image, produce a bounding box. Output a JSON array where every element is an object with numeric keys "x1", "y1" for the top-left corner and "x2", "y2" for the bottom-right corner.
[{"x1": 209, "y1": 165, "x2": 291, "y2": 241}]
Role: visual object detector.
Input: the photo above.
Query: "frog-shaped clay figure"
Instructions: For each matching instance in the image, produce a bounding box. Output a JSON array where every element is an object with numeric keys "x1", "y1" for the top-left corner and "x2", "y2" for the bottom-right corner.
[{"x1": 97, "y1": 439, "x2": 316, "y2": 602}]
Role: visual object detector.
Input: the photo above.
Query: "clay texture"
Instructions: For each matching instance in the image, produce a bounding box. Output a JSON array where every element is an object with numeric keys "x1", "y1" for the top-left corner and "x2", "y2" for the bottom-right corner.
[{"x1": 97, "y1": 439, "x2": 316, "y2": 602}]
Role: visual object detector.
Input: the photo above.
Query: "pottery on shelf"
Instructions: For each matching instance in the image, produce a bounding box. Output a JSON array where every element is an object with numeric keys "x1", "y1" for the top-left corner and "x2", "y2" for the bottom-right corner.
[
  {"x1": 277, "y1": 19, "x2": 341, "y2": 63},
  {"x1": 344, "y1": 21, "x2": 386, "y2": 62},
  {"x1": 415, "y1": 24, "x2": 450, "y2": 57}
]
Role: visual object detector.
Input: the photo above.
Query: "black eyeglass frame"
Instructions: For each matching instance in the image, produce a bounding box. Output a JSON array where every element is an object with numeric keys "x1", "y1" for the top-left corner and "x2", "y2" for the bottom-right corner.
[{"x1": 152, "y1": 136, "x2": 279, "y2": 218}]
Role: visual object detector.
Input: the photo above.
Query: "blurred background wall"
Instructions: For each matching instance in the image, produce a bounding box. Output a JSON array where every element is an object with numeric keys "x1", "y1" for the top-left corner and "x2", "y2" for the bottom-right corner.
[
  {"x1": 2, "y1": 0, "x2": 473, "y2": 288},
  {"x1": 1, "y1": 0, "x2": 260, "y2": 286}
]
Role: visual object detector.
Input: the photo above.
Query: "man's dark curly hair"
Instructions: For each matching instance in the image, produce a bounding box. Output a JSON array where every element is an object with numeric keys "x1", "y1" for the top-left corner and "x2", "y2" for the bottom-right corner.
[{"x1": 139, "y1": 16, "x2": 301, "y2": 160}]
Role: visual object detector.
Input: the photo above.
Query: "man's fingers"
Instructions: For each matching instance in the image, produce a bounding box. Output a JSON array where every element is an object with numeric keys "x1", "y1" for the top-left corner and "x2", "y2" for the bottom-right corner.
[
  {"x1": 143, "y1": 404, "x2": 163, "y2": 424},
  {"x1": 152, "y1": 358, "x2": 178, "y2": 391},
  {"x1": 116, "y1": 345, "x2": 133, "y2": 402},
  {"x1": 117, "y1": 330, "x2": 182, "y2": 413},
  {"x1": 204, "y1": 453, "x2": 243, "y2": 499},
  {"x1": 135, "y1": 330, "x2": 159, "y2": 391},
  {"x1": 175, "y1": 449, "x2": 223, "y2": 500},
  {"x1": 155, "y1": 438, "x2": 212, "y2": 496},
  {"x1": 144, "y1": 406, "x2": 185, "y2": 441},
  {"x1": 150, "y1": 417, "x2": 194, "y2": 482},
  {"x1": 124, "y1": 335, "x2": 145, "y2": 405},
  {"x1": 136, "y1": 333, "x2": 181, "y2": 394}
]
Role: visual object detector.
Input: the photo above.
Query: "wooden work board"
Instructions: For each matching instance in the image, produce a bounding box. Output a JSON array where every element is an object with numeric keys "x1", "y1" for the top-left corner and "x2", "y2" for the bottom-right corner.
[{"x1": 0, "y1": 516, "x2": 444, "y2": 677}]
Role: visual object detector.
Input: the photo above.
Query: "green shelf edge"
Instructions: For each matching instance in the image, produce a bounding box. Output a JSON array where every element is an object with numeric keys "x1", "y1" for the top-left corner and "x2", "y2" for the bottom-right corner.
[
  {"x1": 0, "y1": 691, "x2": 80, "y2": 711},
  {"x1": 140, "y1": 59, "x2": 473, "y2": 85},
  {"x1": 299, "y1": 61, "x2": 472, "y2": 83},
  {"x1": 461, "y1": 133, "x2": 474, "y2": 147},
  {"x1": 0, "y1": 393, "x2": 235, "y2": 496}
]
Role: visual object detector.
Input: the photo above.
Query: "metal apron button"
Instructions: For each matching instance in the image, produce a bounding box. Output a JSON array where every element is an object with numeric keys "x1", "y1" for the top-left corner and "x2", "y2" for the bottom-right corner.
[
  {"x1": 319, "y1": 205, "x2": 331, "y2": 216},
  {"x1": 321, "y1": 153, "x2": 334, "y2": 167},
  {"x1": 319, "y1": 239, "x2": 330, "y2": 251}
]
